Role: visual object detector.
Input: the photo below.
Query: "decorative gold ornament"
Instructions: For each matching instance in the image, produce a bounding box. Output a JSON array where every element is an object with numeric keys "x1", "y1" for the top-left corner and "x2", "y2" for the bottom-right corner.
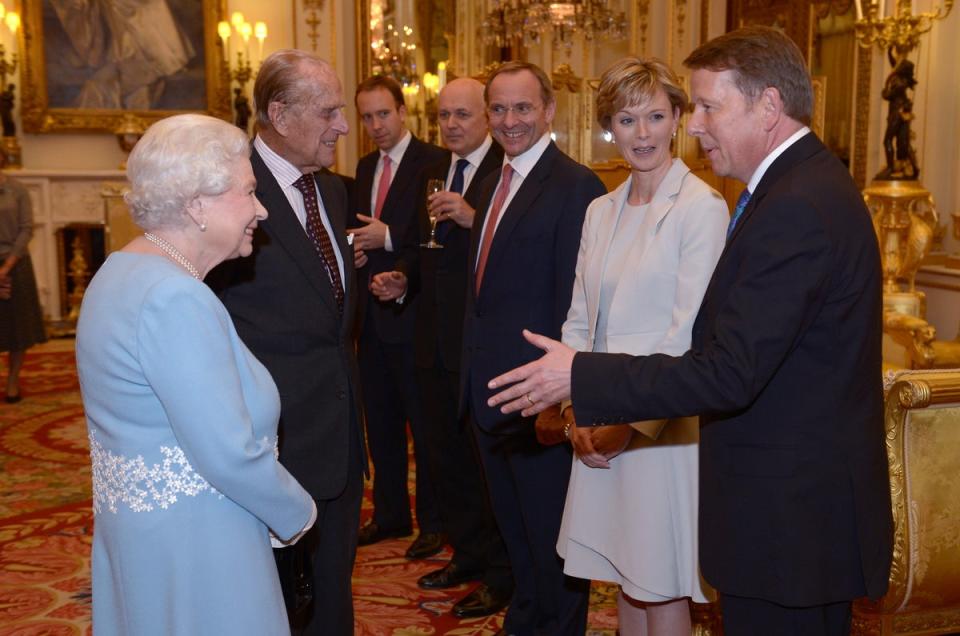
[
  {"x1": 114, "y1": 114, "x2": 146, "y2": 170},
  {"x1": 864, "y1": 180, "x2": 938, "y2": 294},
  {"x1": 551, "y1": 64, "x2": 581, "y2": 93},
  {"x1": 854, "y1": 0, "x2": 954, "y2": 57},
  {"x1": 302, "y1": 0, "x2": 326, "y2": 52},
  {"x1": 66, "y1": 236, "x2": 90, "y2": 323}
]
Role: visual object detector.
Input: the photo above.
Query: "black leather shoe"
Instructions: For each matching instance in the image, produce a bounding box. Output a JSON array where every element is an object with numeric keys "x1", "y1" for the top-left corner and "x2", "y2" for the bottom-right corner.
[
  {"x1": 451, "y1": 583, "x2": 511, "y2": 618},
  {"x1": 357, "y1": 522, "x2": 411, "y2": 546},
  {"x1": 417, "y1": 561, "x2": 482, "y2": 589},
  {"x1": 404, "y1": 532, "x2": 446, "y2": 559}
]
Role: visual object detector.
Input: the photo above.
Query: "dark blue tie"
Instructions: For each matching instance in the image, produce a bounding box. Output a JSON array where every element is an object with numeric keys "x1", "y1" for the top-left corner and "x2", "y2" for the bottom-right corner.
[
  {"x1": 438, "y1": 158, "x2": 470, "y2": 240},
  {"x1": 449, "y1": 158, "x2": 469, "y2": 194},
  {"x1": 727, "y1": 188, "x2": 751, "y2": 240}
]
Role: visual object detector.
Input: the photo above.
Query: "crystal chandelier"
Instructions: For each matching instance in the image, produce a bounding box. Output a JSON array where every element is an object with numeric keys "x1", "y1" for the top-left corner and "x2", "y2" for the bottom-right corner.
[
  {"x1": 371, "y1": 22, "x2": 420, "y2": 87},
  {"x1": 482, "y1": 0, "x2": 628, "y2": 52}
]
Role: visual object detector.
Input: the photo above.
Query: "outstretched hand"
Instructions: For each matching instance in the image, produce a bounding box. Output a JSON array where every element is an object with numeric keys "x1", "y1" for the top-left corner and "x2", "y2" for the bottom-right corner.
[
  {"x1": 351, "y1": 214, "x2": 387, "y2": 250},
  {"x1": 487, "y1": 329, "x2": 575, "y2": 417}
]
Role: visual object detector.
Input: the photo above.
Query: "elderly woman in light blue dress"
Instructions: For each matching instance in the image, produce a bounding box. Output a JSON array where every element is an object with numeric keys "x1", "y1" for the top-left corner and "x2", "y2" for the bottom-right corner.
[{"x1": 76, "y1": 114, "x2": 316, "y2": 635}]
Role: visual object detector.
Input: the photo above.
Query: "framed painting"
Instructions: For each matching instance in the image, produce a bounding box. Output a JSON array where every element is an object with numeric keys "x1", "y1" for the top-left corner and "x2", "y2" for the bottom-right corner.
[{"x1": 20, "y1": 0, "x2": 231, "y2": 133}]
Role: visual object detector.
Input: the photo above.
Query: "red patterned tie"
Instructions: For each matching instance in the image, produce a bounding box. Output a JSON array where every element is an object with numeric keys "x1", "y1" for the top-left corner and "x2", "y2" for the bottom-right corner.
[
  {"x1": 374, "y1": 155, "x2": 392, "y2": 219},
  {"x1": 293, "y1": 173, "x2": 345, "y2": 313},
  {"x1": 475, "y1": 164, "x2": 514, "y2": 294}
]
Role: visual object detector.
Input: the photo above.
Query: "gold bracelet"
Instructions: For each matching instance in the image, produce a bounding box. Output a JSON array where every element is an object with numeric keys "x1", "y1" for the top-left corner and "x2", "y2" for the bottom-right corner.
[{"x1": 563, "y1": 421, "x2": 572, "y2": 440}]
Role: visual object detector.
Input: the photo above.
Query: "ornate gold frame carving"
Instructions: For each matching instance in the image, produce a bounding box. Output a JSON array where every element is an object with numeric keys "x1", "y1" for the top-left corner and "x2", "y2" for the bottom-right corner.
[{"x1": 20, "y1": 0, "x2": 230, "y2": 133}]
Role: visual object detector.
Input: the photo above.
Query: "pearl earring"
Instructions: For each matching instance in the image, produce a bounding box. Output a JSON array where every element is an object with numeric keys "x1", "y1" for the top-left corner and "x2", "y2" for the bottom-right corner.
[{"x1": 199, "y1": 222, "x2": 207, "y2": 232}]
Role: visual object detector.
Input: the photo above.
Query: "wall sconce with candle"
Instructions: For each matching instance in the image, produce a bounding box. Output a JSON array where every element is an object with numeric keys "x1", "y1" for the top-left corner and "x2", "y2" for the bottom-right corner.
[
  {"x1": 218, "y1": 12, "x2": 267, "y2": 134},
  {"x1": 0, "y1": 3, "x2": 20, "y2": 167}
]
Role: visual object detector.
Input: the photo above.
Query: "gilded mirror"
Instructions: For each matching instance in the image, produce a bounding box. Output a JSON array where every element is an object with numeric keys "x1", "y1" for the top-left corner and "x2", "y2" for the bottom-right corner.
[{"x1": 356, "y1": 0, "x2": 453, "y2": 148}]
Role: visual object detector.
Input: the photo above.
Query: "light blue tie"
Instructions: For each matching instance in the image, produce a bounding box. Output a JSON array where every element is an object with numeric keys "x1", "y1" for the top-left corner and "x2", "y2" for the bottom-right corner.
[{"x1": 727, "y1": 188, "x2": 751, "y2": 240}]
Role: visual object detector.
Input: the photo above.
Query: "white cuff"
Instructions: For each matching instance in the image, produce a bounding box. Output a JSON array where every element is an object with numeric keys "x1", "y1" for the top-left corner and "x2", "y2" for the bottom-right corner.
[{"x1": 270, "y1": 499, "x2": 318, "y2": 548}]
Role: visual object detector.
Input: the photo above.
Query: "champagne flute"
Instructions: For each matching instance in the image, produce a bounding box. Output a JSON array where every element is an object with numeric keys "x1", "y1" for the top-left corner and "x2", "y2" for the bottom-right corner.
[{"x1": 421, "y1": 178, "x2": 446, "y2": 249}]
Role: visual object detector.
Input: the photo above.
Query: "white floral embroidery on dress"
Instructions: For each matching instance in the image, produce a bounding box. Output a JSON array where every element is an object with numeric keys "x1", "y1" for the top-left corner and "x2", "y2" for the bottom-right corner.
[{"x1": 89, "y1": 431, "x2": 221, "y2": 514}]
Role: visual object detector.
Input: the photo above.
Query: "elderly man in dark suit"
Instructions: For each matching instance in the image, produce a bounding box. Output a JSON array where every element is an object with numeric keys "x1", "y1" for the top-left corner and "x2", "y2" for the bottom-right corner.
[
  {"x1": 351, "y1": 76, "x2": 447, "y2": 559},
  {"x1": 488, "y1": 27, "x2": 893, "y2": 636},
  {"x1": 207, "y1": 49, "x2": 364, "y2": 636},
  {"x1": 459, "y1": 61, "x2": 605, "y2": 635},
  {"x1": 371, "y1": 77, "x2": 512, "y2": 619}
]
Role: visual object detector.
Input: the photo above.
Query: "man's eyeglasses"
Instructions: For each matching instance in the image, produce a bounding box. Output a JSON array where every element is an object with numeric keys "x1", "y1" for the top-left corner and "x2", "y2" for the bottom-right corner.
[{"x1": 487, "y1": 103, "x2": 541, "y2": 119}]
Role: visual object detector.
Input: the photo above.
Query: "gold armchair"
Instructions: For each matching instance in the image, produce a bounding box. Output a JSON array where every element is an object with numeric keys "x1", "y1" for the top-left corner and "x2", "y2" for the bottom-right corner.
[{"x1": 853, "y1": 370, "x2": 960, "y2": 635}]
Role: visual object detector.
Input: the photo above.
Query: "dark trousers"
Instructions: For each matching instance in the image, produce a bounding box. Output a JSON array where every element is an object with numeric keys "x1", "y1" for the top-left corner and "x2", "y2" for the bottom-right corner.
[
  {"x1": 358, "y1": 325, "x2": 440, "y2": 534},
  {"x1": 471, "y1": 416, "x2": 588, "y2": 636},
  {"x1": 416, "y1": 362, "x2": 511, "y2": 591},
  {"x1": 289, "y1": 419, "x2": 364, "y2": 636},
  {"x1": 721, "y1": 594, "x2": 853, "y2": 636}
]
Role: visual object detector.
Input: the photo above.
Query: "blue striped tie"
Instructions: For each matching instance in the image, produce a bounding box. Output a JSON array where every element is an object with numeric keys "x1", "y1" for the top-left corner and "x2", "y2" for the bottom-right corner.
[{"x1": 727, "y1": 188, "x2": 751, "y2": 240}]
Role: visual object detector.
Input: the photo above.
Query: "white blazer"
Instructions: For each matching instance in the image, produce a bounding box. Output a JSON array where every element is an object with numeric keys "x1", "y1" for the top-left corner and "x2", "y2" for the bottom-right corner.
[
  {"x1": 557, "y1": 160, "x2": 727, "y2": 601},
  {"x1": 563, "y1": 158, "x2": 728, "y2": 362}
]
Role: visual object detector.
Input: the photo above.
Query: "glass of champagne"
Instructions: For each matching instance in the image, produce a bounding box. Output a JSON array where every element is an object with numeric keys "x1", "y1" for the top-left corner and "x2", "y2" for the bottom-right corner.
[{"x1": 421, "y1": 178, "x2": 446, "y2": 249}]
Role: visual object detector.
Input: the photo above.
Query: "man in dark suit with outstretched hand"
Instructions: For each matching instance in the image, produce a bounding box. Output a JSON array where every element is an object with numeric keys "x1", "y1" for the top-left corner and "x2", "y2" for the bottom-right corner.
[{"x1": 486, "y1": 27, "x2": 893, "y2": 636}]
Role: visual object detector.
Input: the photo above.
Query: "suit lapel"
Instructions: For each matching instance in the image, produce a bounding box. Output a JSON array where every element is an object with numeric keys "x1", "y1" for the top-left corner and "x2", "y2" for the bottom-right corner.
[
  {"x1": 725, "y1": 132, "x2": 823, "y2": 248},
  {"x1": 703, "y1": 133, "x2": 825, "y2": 307},
  {"x1": 586, "y1": 180, "x2": 629, "y2": 341},
  {"x1": 380, "y1": 136, "x2": 426, "y2": 222},
  {"x1": 606, "y1": 161, "x2": 689, "y2": 313},
  {"x1": 252, "y1": 150, "x2": 339, "y2": 312},
  {"x1": 464, "y1": 142, "x2": 505, "y2": 205},
  {"x1": 355, "y1": 153, "x2": 376, "y2": 216},
  {"x1": 477, "y1": 143, "x2": 559, "y2": 297}
]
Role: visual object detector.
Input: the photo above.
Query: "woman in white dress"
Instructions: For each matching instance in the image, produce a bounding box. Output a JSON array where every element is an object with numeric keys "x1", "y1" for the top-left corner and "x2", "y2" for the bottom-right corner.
[{"x1": 555, "y1": 58, "x2": 728, "y2": 635}]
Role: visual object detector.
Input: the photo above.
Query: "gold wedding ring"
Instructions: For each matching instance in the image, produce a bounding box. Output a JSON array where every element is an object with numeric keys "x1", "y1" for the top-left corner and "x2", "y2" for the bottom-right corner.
[{"x1": 526, "y1": 393, "x2": 535, "y2": 406}]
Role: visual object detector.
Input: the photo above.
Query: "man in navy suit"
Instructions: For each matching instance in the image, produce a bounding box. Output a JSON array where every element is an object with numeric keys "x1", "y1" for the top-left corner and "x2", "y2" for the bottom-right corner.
[
  {"x1": 351, "y1": 76, "x2": 446, "y2": 559},
  {"x1": 208, "y1": 49, "x2": 363, "y2": 636},
  {"x1": 370, "y1": 77, "x2": 512, "y2": 619},
  {"x1": 487, "y1": 27, "x2": 893, "y2": 636},
  {"x1": 460, "y1": 62, "x2": 605, "y2": 635}
]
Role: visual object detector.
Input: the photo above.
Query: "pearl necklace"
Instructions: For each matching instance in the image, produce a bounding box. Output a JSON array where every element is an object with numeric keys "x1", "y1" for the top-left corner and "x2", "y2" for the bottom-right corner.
[{"x1": 143, "y1": 233, "x2": 201, "y2": 279}]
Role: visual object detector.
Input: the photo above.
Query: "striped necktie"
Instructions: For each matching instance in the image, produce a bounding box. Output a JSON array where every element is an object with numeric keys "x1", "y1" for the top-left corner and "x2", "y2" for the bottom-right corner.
[{"x1": 727, "y1": 188, "x2": 751, "y2": 240}]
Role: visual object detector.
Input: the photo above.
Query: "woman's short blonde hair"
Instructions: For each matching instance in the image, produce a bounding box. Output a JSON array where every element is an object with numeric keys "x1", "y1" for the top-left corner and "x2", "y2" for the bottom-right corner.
[
  {"x1": 596, "y1": 57, "x2": 689, "y2": 132},
  {"x1": 124, "y1": 114, "x2": 249, "y2": 231}
]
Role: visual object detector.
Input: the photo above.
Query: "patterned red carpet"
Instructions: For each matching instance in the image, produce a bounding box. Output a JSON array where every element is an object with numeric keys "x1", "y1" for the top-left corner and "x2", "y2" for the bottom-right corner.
[{"x1": 0, "y1": 342, "x2": 618, "y2": 635}]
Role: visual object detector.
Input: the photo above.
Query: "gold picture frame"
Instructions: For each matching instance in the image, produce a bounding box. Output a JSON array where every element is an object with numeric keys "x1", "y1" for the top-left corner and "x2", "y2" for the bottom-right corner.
[{"x1": 20, "y1": 0, "x2": 230, "y2": 133}]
